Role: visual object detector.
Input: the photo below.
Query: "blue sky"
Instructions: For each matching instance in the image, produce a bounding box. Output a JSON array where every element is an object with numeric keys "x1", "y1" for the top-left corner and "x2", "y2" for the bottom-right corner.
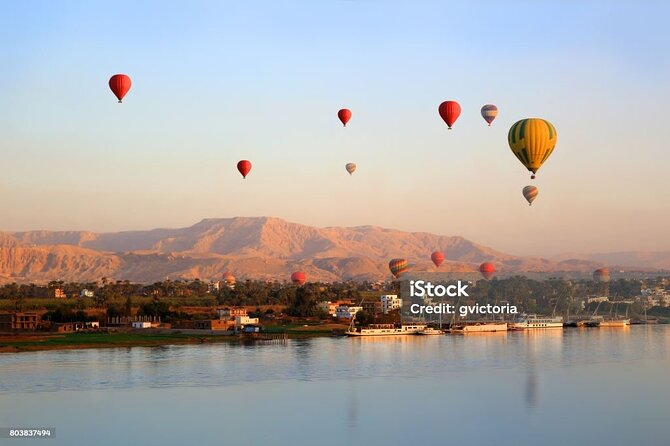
[{"x1": 1, "y1": 1, "x2": 669, "y2": 255}]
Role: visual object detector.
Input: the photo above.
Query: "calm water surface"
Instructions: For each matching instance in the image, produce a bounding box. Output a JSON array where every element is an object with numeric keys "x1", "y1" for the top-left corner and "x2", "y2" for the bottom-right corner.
[{"x1": 1, "y1": 326, "x2": 669, "y2": 446}]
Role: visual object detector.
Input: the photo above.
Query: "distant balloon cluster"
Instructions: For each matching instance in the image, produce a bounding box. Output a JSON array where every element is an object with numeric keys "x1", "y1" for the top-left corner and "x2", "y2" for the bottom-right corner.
[{"x1": 108, "y1": 75, "x2": 561, "y2": 284}]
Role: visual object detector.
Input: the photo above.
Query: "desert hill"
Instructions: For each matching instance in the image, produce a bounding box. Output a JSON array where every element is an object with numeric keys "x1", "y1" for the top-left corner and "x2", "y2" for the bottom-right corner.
[{"x1": 0, "y1": 217, "x2": 662, "y2": 284}]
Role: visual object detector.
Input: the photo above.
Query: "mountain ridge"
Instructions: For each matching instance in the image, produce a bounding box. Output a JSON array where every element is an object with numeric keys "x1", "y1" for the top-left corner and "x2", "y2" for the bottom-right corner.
[{"x1": 1, "y1": 217, "x2": 666, "y2": 284}]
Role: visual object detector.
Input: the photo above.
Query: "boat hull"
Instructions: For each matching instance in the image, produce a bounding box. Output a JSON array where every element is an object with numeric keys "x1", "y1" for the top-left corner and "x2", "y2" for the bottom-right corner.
[
  {"x1": 600, "y1": 319, "x2": 630, "y2": 327},
  {"x1": 347, "y1": 325, "x2": 427, "y2": 337},
  {"x1": 512, "y1": 323, "x2": 563, "y2": 329},
  {"x1": 450, "y1": 323, "x2": 508, "y2": 333}
]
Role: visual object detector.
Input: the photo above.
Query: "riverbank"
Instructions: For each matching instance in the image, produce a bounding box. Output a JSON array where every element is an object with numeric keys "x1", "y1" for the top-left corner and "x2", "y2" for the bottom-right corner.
[{"x1": 0, "y1": 324, "x2": 348, "y2": 353}]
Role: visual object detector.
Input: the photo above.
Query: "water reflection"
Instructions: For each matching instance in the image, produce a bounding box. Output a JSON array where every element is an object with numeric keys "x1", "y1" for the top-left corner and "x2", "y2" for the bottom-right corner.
[
  {"x1": 525, "y1": 367, "x2": 538, "y2": 409},
  {"x1": 1, "y1": 327, "x2": 670, "y2": 446}
]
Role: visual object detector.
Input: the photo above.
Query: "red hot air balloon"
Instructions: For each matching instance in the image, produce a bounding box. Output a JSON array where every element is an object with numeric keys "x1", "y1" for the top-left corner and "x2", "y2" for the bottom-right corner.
[
  {"x1": 431, "y1": 251, "x2": 445, "y2": 268},
  {"x1": 291, "y1": 271, "x2": 307, "y2": 285},
  {"x1": 237, "y1": 160, "x2": 252, "y2": 179},
  {"x1": 338, "y1": 108, "x2": 352, "y2": 127},
  {"x1": 388, "y1": 258, "x2": 408, "y2": 278},
  {"x1": 438, "y1": 101, "x2": 461, "y2": 129},
  {"x1": 479, "y1": 262, "x2": 495, "y2": 280},
  {"x1": 109, "y1": 74, "x2": 132, "y2": 103}
]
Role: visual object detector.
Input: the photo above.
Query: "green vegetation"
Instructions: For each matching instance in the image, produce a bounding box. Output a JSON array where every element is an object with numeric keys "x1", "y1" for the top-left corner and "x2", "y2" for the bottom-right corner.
[
  {"x1": 0, "y1": 332, "x2": 237, "y2": 352},
  {"x1": 1, "y1": 276, "x2": 668, "y2": 323}
]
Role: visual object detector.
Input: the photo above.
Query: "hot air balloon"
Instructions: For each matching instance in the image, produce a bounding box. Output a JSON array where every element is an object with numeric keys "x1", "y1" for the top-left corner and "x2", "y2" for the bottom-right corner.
[
  {"x1": 508, "y1": 118, "x2": 557, "y2": 179},
  {"x1": 237, "y1": 160, "x2": 252, "y2": 179},
  {"x1": 522, "y1": 185, "x2": 538, "y2": 206},
  {"x1": 388, "y1": 258, "x2": 408, "y2": 278},
  {"x1": 431, "y1": 251, "x2": 445, "y2": 268},
  {"x1": 481, "y1": 104, "x2": 498, "y2": 126},
  {"x1": 593, "y1": 268, "x2": 610, "y2": 283},
  {"x1": 108, "y1": 74, "x2": 132, "y2": 103},
  {"x1": 438, "y1": 101, "x2": 461, "y2": 129},
  {"x1": 223, "y1": 271, "x2": 236, "y2": 288},
  {"x1": 338, "y1": 109, "x2": 352, "y2": 127},
  {"x1": 291, "y1": 271, "x2": 307, "y2": 285},
  {"x1": 345, "y1": 163, "x2": 356, "y2": 175},
  {"x1": 479, "y1": 262, "x2": 495, "y2": 280}
]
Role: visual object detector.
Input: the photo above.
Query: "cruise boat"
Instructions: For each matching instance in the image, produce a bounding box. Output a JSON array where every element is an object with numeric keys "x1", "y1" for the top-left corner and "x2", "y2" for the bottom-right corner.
[
  {"x1": 346, "y1": 323, "x2": 427, "y2": 337},
  {"x1": 512, "y1": 314, "x2": 563, "y2": 330}
]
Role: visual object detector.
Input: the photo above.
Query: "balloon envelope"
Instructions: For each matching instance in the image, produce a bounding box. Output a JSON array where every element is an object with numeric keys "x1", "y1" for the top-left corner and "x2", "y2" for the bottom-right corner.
[
  {"x1": 522, "y1": 185, "x2": 538, "y2": 205},
  {"x1": 438, "y1": 101, "x2": 461, "y2": 129},
  {"x1": 237, "y1": 160, "x2": 252, "y2": 178},
  {"x1": 345, "y1": 163, "x2": 356, "y2": 175},
  {"x1": 223, "y1": 271, "x2": 236, "y2": 285},
  {"x1": 431, "y1": 251, "x2": 445, "y2": 267},
  {"x1": 508, "y1": 118, "x2": 557, "y2": 179},
  {"x1": 338, "y1": 109, "x2": 352, "y2": 126},
  {"x1": 481, "y1": 104, "x2": 498, "y2": 126},
  {"x1": 479, "y1": 262, "x2": 495, "y2": 280},
  {"x1": 291, "y1": 271, "x2": 307, "y2": 285},
  {"x1": 388, "y1": 258, "x2": 408, "y2": 278},
  {"x1": 109, "y1": 74, "x2": 132, "y2": 103},
  {"x1": 593, "y1": 268, "x2": 610, "y2": 283}
]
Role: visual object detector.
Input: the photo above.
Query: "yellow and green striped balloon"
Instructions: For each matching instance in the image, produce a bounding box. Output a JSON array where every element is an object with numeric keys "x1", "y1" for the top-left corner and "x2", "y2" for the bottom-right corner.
[{"x1": 508, "y1": 118, "x2": 557, "y2": 179}]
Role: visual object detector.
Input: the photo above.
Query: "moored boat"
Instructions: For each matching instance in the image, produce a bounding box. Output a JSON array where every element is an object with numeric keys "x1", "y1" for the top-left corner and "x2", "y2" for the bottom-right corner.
[
  {"x1": 347, "y1": 323, "x2": 427, "y2": 337},
  {"x1": 600, "y1": 318, "x2": 630, "y2": 327},
  {"x1": 415, "y1": 327, "x2": 445, "y2": 335},
  {"x1": 448, "y1": 322, "x2": 508, "y2": 333},
  {"x1": 512, "y1": 314, "x2": 563, "y2": 330}
]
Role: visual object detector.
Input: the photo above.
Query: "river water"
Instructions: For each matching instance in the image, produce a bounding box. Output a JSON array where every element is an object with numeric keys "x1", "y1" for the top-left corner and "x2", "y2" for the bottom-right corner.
[{"x1": 1, "y1": 326, "x2": 669, "y2": 446}]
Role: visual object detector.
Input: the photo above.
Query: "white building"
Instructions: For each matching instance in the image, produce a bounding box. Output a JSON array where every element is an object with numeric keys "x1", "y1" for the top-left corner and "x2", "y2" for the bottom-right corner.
[
  {"x1": 586, "y1": 296, "x2": 609, "y2": 304},
  {"x1": 640, "y1": 287, "x2": 670, "y2": 307},
  {"x1": 217, "y1": 307, "x2": 248, "y2": 319},
  {"x1": 80, "y1": 289, "x2": 94, "y2": 298},
  {"x1": 380, "y1": 295, "x2": 402, "y2": 314},
  {"x1": 317, "y1": 301, "x2": 339, "y2": 317},
  {"x1": 336, "y1": 306, "x2": 363, "y2": 319},
  {"x1": 131, "y1": 321, "x2": 152, "y2": 329},
  {"x1": 235, "y1": 315, "x2": 259, "y2": 327}
]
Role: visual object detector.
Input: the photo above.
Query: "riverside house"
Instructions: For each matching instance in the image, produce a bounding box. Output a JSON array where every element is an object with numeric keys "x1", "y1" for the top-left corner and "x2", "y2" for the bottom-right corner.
[{"x1": 0, "y1": 312, "x2": 40, "y2": 332}]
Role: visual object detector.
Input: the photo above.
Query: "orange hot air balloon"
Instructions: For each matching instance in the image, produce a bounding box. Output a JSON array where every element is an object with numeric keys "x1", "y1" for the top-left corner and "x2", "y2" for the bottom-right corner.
[
  {"x1": 593, "y1": 268, "x2": 610, "y2": 283},
  {"x1": 431, "y1": 251, "x2": 445, "y2": 268},
  {"x1": 479, "y1": 262, "x2": 495, "y2": 280},
  {"x1": 388, "y1": 258, "x2": 408, "y2": 278},
  {"x1": 237, "y1": 160, "x2": 252, "y2": 178},
  {"x1": 338, "y1": 109, "x2": 352, "y2": 127},
  {"x1": 438, "y1": 101, "x2": 461, "y2": 129},
  {"x1": 109, "y1": 74, "x2": 132, "y2": 103},
  {"x1": 223, "y1": 271, "x2": 236, "y2": 286},
  {"x1": 291, "y1": 271, "x2": 307, "y2": 285}
]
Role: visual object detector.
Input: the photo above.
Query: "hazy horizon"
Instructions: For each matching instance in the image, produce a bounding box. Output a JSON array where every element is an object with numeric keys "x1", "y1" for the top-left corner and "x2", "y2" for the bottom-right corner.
[{"x1": 2, "y1": 1, "x2": 669, "y2": 256}]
